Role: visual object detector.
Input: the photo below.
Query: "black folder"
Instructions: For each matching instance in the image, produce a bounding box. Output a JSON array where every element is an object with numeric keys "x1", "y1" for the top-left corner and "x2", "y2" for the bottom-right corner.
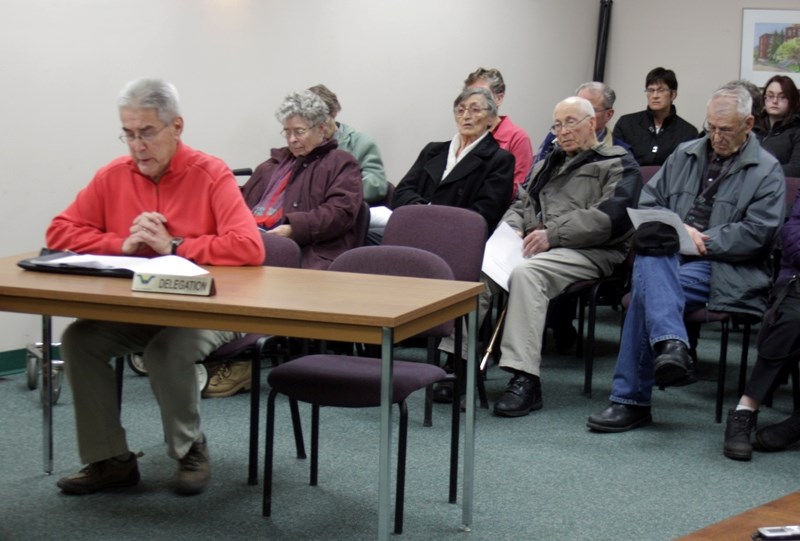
[{"x1": 17, "y1": 249, "x2": 133, "y2": 278}]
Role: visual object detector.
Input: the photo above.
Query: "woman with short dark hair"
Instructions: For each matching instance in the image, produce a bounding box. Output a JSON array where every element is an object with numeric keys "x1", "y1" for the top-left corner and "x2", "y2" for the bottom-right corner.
[{"x1": 612, "y1": 67, "x2": 699, "y2": 166}]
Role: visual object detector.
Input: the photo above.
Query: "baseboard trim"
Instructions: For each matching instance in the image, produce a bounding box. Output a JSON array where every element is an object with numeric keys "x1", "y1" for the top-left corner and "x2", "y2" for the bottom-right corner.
[{"x1": 0, "y1": 349, "x2": 26, "y2": 377}]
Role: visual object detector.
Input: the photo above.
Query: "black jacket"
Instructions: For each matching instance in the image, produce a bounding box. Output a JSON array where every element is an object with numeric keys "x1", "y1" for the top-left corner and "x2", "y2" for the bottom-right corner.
[
  {"x1": 392, "y1": 133, "x2": 514, "y2": 232},
  {"x1": 755, "y1": 113, "x2": 800, "y2": 178},
  {"x1": 612, "y1": 105, "x2": 699, "y2": 166}
]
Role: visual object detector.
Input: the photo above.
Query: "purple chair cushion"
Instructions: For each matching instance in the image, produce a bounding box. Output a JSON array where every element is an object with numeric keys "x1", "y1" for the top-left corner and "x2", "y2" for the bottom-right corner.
[{"x1": 267, "y1": 354, "x2": 447, "y2": 407}]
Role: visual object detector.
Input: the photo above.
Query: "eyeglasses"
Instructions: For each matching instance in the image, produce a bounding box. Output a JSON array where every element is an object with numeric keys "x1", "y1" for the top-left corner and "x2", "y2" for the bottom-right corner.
[
  {"x1": 703, "y1": 121, "x2": 741, "y2": 138},
  {"x1": 644, "y1": 87, "x2": 672, "y2": 96},
  {"x1": 119, "y1": 124, "x2": 169, "y2": 144},
  {"x1": 454, "y1": 105, "x2": 489, "y2": 117},
  {"x1": 280, "y1": 127, "x2": 314, "y2": 139},
  {"x1": 764, "y1": 93, "x2": 788, "y2": 103},
  {"x1": 550, "y1": 114, "x2": 591, "y2": 135}
]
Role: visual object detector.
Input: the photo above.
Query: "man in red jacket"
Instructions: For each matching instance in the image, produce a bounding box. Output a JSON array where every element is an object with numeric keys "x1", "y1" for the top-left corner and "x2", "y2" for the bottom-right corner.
[{"x1": 47, "y1": 78, "x2": 264, "y2": 497}]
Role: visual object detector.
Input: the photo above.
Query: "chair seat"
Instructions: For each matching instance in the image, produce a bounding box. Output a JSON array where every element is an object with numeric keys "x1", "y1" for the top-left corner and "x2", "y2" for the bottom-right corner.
[
  {"x1": 684, "y1": 308, "x2": 733, "y2": 324},
  {"x1": 203, "y1": 333, "x2": 265, "y2": 362},
  {"x1": 268, "y1": 355, "x2": 447, "y2": 407}
]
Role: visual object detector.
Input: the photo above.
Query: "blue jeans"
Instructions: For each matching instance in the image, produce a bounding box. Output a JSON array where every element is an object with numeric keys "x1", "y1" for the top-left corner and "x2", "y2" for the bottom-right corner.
[{"x1": 609, "y1": 255, "x2": 711, "y2": 406}]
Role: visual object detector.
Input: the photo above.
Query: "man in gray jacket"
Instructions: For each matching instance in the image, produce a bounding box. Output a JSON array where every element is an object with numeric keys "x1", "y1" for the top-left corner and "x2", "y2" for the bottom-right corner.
[
  {"x1": 588, "y1": 84, "x2": 786, "y2": 433},
  {"x1": 491, "y1": 96, "x2": 641, "y2": 417}
]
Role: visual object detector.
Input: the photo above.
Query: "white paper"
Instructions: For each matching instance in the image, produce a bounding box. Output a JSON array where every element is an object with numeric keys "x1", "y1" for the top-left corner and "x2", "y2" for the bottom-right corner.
[
  {"x1": 626, "y1": 208, "x2": 699, "y2": 256},
  {"x1": 481, "y1": 222, "x2": 525, "y2": 292},
  {"x1": 32, "y1": 254, "x2": 208, "y2": 276},
  {"x1": 368, "y1": 206, "x2": 392, "y2": 228}
]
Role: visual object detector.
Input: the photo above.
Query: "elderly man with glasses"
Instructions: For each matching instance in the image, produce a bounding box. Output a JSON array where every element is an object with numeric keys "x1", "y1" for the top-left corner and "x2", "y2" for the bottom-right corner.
[
  {"x1": 481, "y1": 96, "x2": 641, "y2": 417},
  {"x1": 587, "y1": 84, "x2": 786, "y2": 433},
  {"x1": 46, "y1": 78, "x2": 265, "y2": 496},
  {"x1": 533, "y1": 81, "x2": 630, "y2": 164}
]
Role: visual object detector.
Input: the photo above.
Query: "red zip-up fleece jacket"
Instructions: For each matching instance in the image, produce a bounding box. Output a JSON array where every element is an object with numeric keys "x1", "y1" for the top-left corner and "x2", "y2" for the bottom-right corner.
[{"x1": 46, "y1": 142, "x2": 264, "y2": 266}]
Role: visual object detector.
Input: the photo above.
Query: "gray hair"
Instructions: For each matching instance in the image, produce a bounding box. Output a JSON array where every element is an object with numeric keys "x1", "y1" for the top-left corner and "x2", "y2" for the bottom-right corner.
[
  {"x1": 726, "y1": 79, "x2": 764, "y2": 117},
  {"x1": 464, "y1": 67, "x2": 506, "y2": 95},
  {"x1": 275, "y1": 90, "x2": 329, "y2": 127},
  {"x1": 118, "y1": 78, "x2": 181, "y2": 124},
  {"x1": 453, "y1": 87, "x2": 498, "y2": 118},
  {"x1": 709, "y1": 84, "x2": 753, "y2": 121},
  {"x1": 575, "y1": 81, "x2": 616, "y2": 109},
  {"x1": 557, "y1": 96, "x2": 595, "y2": 118}
]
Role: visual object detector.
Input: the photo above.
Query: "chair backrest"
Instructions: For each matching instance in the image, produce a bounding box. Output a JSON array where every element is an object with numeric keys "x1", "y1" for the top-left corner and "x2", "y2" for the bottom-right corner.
[
  {"x1": 329, "y1": 245, "x2": 456, "y2": 337},
  {"x1": 260, "y1": 232, "x2": 302, "y2": 268},
  {"x1": 640, "y1": 165, "x2": 660, "y2": 184},
  {"x1": 329, "y1": 245, "x2": 454, "y2": 281},
  {"x1": 354, "y1": 201, "x2": 371, "y2": 247},
  {"x1": 382, "y1": 205, "x2": 487, "y2": 282},
  {"x1": 370, "y1": 181, "x2": 395, "y2": 209},
  {"x1": 785, "y1": 177, "x2": 800, "y2": 216}
]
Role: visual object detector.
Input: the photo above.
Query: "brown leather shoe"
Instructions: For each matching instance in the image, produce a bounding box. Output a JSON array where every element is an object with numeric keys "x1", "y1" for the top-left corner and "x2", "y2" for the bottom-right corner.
[
  {"x1": 57, "y1": 453, "x2": 140, "y2": 495},
  {"x1": 203, "y1": 361, "x2": 251, "y2": 398},
  {"x1": 174, "y1": 435, "x2": 210, "y2": 496}
]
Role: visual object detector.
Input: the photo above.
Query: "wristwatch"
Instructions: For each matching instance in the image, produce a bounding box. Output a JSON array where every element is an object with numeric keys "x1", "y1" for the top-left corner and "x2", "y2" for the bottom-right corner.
[{"x1": 170, "y1": 237, "x2": 184, "y2": 255}]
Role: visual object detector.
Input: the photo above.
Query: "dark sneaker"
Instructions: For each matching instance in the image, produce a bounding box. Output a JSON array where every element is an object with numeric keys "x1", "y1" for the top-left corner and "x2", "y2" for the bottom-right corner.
[
  {"x1": 174, "y1": 434, "x2": 210, "y2": 496},
  {"x1": 57, "y1": 453, "x2": 140, "y2": 495},
  {"x1": 755, "y1": 412, "x2": 800, "y2": 452},
  {"x1": 723, "y1": 409, "x2": 757, "y2": 461},
  {"x1": 493, "y1": 372, "x2": 542, "y2": 417}
]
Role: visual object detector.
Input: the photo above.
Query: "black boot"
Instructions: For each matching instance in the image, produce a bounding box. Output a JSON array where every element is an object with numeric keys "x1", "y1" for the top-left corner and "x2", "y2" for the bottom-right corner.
[
  {"x1": 653, "y1": 340, "x2": 695, "y2": 387},
  {"x1": 755, "y1": 412, "x2": 800, "y2": 452},
  {"x1": 723, "y1": 409, "x2": 757, "y2": 461}
]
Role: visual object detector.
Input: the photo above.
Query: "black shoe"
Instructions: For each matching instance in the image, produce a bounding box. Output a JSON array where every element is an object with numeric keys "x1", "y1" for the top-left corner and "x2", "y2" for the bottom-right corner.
[
  {"x1": 553, "y1": 324, "x2": 578, "y2": 355},
  {"x1": 493, "y1": 372, "x2": 542, "y2": 417},
  {"x1": 432, "y1": 381, "x2": 456, "y2": 403},
  {"x1": 723, "y1": 409, "x2": 757, "y2": 461},
  {"x1": 755, "y1": 412, "x2": 800, "y2": 452},
  {"x1": 587, "y1": 403, "x2": 651, "y2": 433},
  {"x1": 653, "y1": 340, "x2": 695, "y2": 388}
]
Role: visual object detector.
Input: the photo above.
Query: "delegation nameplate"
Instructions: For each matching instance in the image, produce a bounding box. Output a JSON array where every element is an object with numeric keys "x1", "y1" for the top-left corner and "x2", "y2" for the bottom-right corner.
[{"x1": 132, "y1": 272, "x2": 216, "y2": 297}]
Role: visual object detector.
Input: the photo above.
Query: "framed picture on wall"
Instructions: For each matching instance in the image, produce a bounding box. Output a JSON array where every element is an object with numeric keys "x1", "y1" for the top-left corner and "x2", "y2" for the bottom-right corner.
[{"x1": 740, "y1": 9, "x2": 800, "y2": 87}]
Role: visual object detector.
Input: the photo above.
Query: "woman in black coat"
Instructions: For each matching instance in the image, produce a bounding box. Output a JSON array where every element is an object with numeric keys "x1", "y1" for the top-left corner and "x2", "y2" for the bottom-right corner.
[
  {"x1": 755, "y1": 75, "x2": 800, "y2": 178},
  {"x1": 391, "y1": 87, "x2": 515, "y2": 232}
]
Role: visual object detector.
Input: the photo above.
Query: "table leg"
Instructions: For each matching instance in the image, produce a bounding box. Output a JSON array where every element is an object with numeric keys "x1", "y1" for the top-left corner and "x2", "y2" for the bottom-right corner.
[
  {"x1": 462, "y1": 302, "x2": 478, "y2": 531},
  {"x1": 42, "y1": 315, "x2": 54, "y2": 475},
  {"x1": 378, "y1": 326, "x2": 394, "y2": 541}
]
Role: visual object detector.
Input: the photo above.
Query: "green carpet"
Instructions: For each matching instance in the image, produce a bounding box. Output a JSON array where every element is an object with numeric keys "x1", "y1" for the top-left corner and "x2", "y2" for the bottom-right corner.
[{"x1": 1, "y1": 307, "x2": 797, "y2": 541}]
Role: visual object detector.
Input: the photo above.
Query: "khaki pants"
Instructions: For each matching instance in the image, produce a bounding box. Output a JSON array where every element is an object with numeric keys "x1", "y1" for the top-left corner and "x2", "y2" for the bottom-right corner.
[
  {"x1": 440, "y1": 248, "x2": 601, "y2": 375},
  {"x1": 61, "y1": 320, "x2": 234, "y2": 464}
]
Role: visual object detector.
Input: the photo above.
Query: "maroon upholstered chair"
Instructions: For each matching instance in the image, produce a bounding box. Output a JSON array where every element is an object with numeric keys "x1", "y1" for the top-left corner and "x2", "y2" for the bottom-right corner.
[
  {"x1": 263, "y1": 246, "x2": 459, "y2": 534},
  {"x1": 382, "y1": 204, "x2": 488, "y2": 420}
]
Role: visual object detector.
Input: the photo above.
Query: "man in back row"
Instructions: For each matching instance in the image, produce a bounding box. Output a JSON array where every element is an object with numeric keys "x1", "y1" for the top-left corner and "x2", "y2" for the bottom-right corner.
[
  {"x1": 46, "y1": 78, "x2": 264, "y2": 495},
  {"x1": 588, "y1": 83, "x2": 785, "y2": 432},
  {"x1": 534, "y1": 81, "x2": 629, "y2": 165}
]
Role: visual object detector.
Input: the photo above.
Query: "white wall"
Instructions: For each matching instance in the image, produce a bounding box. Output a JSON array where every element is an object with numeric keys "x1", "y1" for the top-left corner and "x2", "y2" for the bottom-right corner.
[
  {"x1": 1, "y1": 0, "x2": 795, "y2": 351},
  {"x1": 0, "y1": 0, "x2": 596, "y2": 350},
  {"x1": 606, "y1": 0, "x2": 800, "y2": 131}
]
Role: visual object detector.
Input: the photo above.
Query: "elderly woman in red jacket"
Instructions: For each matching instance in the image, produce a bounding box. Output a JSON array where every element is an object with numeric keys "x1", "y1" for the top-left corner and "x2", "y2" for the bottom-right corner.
[{"x1": 242, "y1": 90, "x2": 363, "y2": 270}]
